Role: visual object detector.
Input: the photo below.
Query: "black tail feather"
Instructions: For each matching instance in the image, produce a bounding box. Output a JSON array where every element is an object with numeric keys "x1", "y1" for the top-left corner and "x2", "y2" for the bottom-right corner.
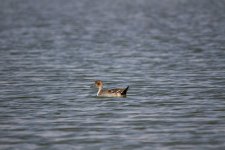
[{"x1": 121, "y1": 86, "x2": 129, "y2": 95}]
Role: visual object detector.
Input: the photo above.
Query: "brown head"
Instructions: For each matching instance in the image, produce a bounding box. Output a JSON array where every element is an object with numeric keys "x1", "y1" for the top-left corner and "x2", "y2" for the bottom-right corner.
[{"x1": 95, "y1": 80, "x2": 103, "y2": 89}]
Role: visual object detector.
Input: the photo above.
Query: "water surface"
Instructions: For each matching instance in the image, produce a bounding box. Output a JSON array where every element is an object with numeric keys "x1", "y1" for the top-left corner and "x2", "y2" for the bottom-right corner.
[{"x1": 0, "y1": 0, "x2": 225, "y2": 149}]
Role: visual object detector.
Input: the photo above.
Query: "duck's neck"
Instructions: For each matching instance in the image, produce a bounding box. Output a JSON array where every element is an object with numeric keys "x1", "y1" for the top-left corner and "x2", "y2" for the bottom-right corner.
[{"x1": 97, "y1": 87, "x2": 102, "y2": 96}]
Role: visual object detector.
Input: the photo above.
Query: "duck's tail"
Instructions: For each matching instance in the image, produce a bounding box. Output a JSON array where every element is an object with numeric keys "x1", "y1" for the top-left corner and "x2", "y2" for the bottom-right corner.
[{"x1": 121, "y1": 86, "x2": 129, "y2": 95}]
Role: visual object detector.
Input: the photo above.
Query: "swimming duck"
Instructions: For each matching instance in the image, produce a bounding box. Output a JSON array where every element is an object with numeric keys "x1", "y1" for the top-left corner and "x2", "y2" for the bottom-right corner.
[{"x1": 95, "y1": 80, "x2": 129, "y2": 97}]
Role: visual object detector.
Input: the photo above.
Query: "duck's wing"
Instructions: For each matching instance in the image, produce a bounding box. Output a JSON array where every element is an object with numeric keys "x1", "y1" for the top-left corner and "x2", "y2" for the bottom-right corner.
[{"x1": 107, "y1": 86, "x2": 129, "y2": 95}]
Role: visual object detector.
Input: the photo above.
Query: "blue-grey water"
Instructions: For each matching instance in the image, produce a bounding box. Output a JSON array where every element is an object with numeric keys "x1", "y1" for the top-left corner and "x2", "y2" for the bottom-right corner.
[{"x1": 0, "y1": 0, "x2": 225, "y2": 150}]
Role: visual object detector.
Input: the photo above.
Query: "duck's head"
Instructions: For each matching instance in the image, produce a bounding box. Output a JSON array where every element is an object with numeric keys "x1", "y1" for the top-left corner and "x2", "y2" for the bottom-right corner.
[{"x1": 95, "y1": 80, "x2": 103, "y2": 89}]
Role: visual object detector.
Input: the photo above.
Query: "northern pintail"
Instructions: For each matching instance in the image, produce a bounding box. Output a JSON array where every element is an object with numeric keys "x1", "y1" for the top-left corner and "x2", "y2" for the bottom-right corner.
[{"x1": 95, "y1": 80, "x2": 129, "y2": 97}]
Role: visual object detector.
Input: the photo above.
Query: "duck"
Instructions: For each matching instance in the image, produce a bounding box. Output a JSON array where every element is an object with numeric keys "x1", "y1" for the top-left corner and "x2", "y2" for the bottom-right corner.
[{"x1": 95, "y1": 80, "x2": 129, "y2": 97}]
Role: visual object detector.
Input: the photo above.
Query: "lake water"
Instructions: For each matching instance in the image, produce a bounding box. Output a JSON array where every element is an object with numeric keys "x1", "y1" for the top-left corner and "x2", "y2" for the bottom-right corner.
[{"x1": 0, "y1": 0, "x2": 225, "y2": 149}]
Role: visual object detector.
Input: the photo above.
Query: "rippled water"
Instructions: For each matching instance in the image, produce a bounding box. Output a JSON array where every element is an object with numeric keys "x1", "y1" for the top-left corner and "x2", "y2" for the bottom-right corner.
[{"x1": 1, "y1": 0, "x2": 225, "y2": 149}]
